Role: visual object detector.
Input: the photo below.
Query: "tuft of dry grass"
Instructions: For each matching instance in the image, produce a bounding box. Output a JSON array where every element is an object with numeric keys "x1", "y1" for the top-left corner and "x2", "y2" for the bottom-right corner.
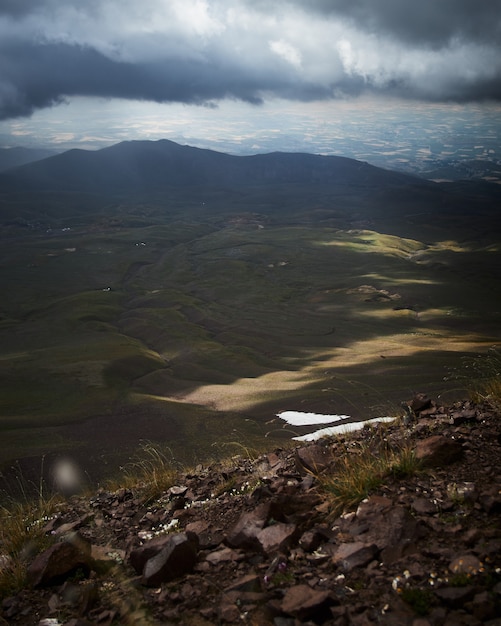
[
  {"x1": 318, "y1": 431, "x2": 421, "y2": 518},
  {"x1": 107, "y1": 441, "x2": 179, "y2": 504},
  {"x1": 467, "y1": 346, "x2": 501, "y2": 410},
  {"x1": 0, "y1": 495, "x2": 61, "y2": 598}
]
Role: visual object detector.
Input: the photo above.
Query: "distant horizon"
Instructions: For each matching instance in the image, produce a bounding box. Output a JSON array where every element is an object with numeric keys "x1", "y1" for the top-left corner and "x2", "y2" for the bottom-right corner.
[
  {"x1": 2, "y1": 101, "x2": 500, "y2": 183},
  {"x1": 1, "y1": 2, "x2": 500, "y2": 178}
]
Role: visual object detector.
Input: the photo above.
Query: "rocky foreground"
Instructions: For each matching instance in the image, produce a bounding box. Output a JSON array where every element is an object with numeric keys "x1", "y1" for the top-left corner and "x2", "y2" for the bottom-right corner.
[{"x1": 1, "y1": 396, "x2": 501, "y2": 625}]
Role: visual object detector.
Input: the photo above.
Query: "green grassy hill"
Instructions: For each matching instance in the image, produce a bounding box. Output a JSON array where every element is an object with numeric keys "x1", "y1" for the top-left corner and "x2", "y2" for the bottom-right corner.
[{"x1": 0, "y1": 142, "x2": 500, "y2": 485}]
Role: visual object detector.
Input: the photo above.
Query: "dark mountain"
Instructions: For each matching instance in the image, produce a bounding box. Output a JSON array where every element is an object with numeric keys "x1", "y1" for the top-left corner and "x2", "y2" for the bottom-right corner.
[
  {"x1": 0, "y1": 146, "x2": 59, "y2": 172},
  {"x1": 0, "y1": 139, "x2": 428, "y2": 194}
]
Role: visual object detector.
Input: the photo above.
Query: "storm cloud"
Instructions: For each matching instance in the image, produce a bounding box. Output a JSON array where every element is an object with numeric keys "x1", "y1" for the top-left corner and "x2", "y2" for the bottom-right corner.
[{"x1": 1, "y1": 0, "x2": 500, "y2": 120}]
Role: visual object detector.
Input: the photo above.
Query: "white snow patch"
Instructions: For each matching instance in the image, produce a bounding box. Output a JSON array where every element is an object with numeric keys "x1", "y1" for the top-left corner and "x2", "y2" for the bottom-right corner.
[
  {"x1": 292, "y1": 416, "x2": 395, "y2": 442},
  {"x1": 277, "y1": 411, "x2": 351, "y2": 426}
]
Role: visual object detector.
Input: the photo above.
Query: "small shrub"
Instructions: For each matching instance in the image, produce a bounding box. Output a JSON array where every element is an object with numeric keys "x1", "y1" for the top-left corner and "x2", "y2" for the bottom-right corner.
[
  {"x1": 400, "y1": 587, "x2": 434, "y2": 616},
  {"x1": 449, "y1": 572, "x2": 471, "y2": 587}
]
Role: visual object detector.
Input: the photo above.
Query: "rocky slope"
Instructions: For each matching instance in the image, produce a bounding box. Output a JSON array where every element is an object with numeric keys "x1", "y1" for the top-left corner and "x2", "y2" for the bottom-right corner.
[{"x1": 1, "y1": 395, "x2": 501, "y2": 625}]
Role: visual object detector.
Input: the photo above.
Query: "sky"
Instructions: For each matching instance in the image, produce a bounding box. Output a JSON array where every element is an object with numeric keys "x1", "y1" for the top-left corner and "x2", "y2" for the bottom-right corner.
[{"x1": 0, "y1": 0, "x2": 500, "y2": 162}]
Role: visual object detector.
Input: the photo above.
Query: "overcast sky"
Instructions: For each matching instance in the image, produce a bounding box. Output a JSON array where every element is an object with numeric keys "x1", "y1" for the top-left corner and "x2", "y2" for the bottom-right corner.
[{"x1": 0, "y1": 0, "x2": 500, "y2": 155}]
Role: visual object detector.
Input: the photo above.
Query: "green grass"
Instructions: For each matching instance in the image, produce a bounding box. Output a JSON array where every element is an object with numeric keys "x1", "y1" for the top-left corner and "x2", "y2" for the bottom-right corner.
[
  {"x1": 400, "y1": 588, "x2": 434, "y2": 616},
  {"x1": 0, "y1": 187, "x2": 499, "y2": 481}
]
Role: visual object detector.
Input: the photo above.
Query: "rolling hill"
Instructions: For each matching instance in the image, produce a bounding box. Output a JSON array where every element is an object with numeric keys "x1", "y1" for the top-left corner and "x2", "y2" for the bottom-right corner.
[{"x1": 0, "y1": 139, "x2": 500, "y2": 486}]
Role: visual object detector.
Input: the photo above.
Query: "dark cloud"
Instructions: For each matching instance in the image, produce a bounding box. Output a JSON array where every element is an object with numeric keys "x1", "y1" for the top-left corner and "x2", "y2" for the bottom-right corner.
[
  {"x1": 0, "y1": 0, "x2": 101, "y2": 17},
  {"x1": 283, "y1": 0, "x2": 501, "y2": 46},
  {"x1": 0, "y1": 38, "x2": 335, "y2": 120},
  {"x1": 0, "y1": 0, "x2": 38, "y2": 17},
  {"x1": 0, "y1": 0, "x2": 500, "y2": 121}
]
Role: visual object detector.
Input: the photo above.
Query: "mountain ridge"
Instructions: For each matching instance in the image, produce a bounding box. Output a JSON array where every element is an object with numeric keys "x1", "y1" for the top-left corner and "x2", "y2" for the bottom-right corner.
[
  {"x1": 0, "y1": 146, "x2": 59, "y2": 173},
  {"x1": 0, "y1": 138, "x2": 430, "y2": 194}
]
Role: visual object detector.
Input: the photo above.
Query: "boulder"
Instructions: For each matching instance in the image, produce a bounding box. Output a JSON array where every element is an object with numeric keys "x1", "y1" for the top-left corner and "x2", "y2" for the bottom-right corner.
[
  {"x1": 415, "y1": 436, "x2": 464, "y2": 467},
  {"x1": 409, "y1": 393, "x2": 432, "y2": 414},
  {"x1": 449, "y1": 554, "x2": 483, "y2": 575},
  {"x1": 256, "y1": 522, "x2": 298, "y2": 555},
  {"x1": 434, "y1": 586, "x2": 476, "y2": 607},
  {"x1": 129, "y1": 534, "x2": 174, "y2": 574},
  {"x1": 411, "y1": 497, "x2": 436, "y2": 515},
  {"x1": 27, "y1": 539, "x2": 92, "y2": 588},
  {"x1": 205, "y1": 547, "x2": 243, "y2": 565},
  {"x1": 141, "y1": 533, "x2": 198, "y2": 587},
  {"x1": 295, "y1": 444, "x2": 334, "y2": 474},
  {"x1": 226, "y1": 502, "x2": 270, "y2": 550},
  {"x1": 332, "y1": 542, "x2": 378, "y2": 571},
  {"x1": 280, "y1": 584, "x2": 332, "y2": 621},
  {"x1": 353, "y1": 497, "x2": 422, "y2": 563}
]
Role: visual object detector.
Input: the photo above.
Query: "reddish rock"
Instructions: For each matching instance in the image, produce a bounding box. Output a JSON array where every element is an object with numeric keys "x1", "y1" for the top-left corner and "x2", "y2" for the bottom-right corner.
[
  {"x1": 466, "y1": 590, "x2": 498, "y2": 622},
  {"x1": 449, "y1": 554, "x2": 482, "y2": 575},
  {"x1": 434, "y1": 586, "x2": 476, "y2": 607},
  {"x1": 409, "y1": 393, "x2": 432, "y2": 414},
  {"x1": 412, "y1": 497, "x2": 437, "y2": 514},
  {"x1": 226, "y1": 502, "x2": 270, "y2": 550},
  {"x1": 478, "y1": 484, "x2": 501, "y2": 513},
  {"x1": 256, "y1": 522, "x2": 297, "y2": 555},
  {"x1": 280, "y1": 584, "x2": 332, "y2": 620},
  {"x1": 218, "y1": 589, "x2": 267, "y2": 622},
  {"x1": 356, "y1": 495, "x2": 393, "y2": 516},
  {"x1": 185, "y1": 520, "x2": 223, "y2": 549},
  {"x1": 205, "y1": 547, "x2": 242, "y2": 564},
  {"x1": 299, "y1": 528, "x2": 325, "y2": 552},
  {"x1": 224, "y1": 574, "x2": 262, "y2": 593},
  {"x1": 141, "y1": 533, "x2": 198, "y2": 587},
  {"x1": 332, "y1": 542, "x2": 378, "y2": 571},
  {"x1": 27, "y1": 540, "x2": 92, "y2": 588},
  {"x1": 295, "y1": 444, "x2": 333, "y2": 474},
  {"x1": 129, "y1": 534, "x2": 174, "y2": 574},
  {"x1": 353, "y1": 498, "x2": 422, "y2": 563},
  {"x1": 415, "y1": 435, "x2": 464, "y2": 467}
]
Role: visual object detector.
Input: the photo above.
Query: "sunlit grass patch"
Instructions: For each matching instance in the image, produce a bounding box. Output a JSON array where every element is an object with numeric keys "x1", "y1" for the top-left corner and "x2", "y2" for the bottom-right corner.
[{"x1": 316, "y1": 230, "x2": 424, "y2": 259}]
